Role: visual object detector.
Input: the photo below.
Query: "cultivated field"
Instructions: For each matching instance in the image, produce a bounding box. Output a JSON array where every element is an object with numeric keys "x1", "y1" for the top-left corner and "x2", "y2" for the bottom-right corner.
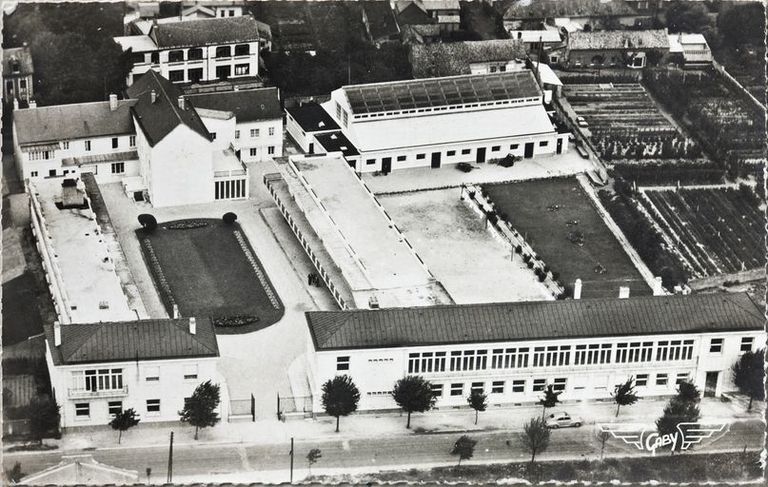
[
  {"x1": 565, "y1": 83, "x2": 703, "y2": 162},
  {"x1": 378, "y1": 189, "x2": 552, "y2": 304},
  {"x1": 639, "y1": 187, "x2": 765, "y2": 278},
  {"x1": 483, "y1": 178, "x2": 651, "y2": 299},
  {"x1": 138, "y1": 219, "x2": 284, "y2": 333}
]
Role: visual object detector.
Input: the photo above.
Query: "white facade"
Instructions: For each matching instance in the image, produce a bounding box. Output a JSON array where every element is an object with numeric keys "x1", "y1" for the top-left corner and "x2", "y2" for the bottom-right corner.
[
  {"x1": 233, "y1": 119, "x2": 283, "y2": 163},
  {"x1": 308, "y1": 329, "x2": 763, "y2": 413}
]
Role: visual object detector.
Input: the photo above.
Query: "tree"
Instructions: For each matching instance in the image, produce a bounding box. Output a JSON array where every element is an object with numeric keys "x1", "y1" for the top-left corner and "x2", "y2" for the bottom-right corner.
[
  {"x1": 178, "y1": 380, "x2": 221, "y2": 440},
  {"x1": 521, "y1": 417, "x2": 550, "y2": 465},
  {"x1": 27, "y1": 397, "x2": 60, "y2": 443},
  {"x1": 598, "y1": 430, "x2": 611, "y2": 461},
  {"x1": 306, "y1": 448, "x2": 322, "y2": 476},
  {"x1": 138, "y1": 214, "x2": 157, "y2": 232},
  {"x1": 222, "y1": 212, "x2": 237, "y2": 225},
  {"x1": 665, "y1": 1, "x2": 712, "y2": 33},
  {"x1": 538, "y1": 385, "x2": 562, "y2": 418},
  {"x1": 655, "y1": 381, "x2": 701, "y2": 453},
  {"x1": 467, "y1": 389, "x2": 487, "y2": 425},
  {"x1": 612, "y1": 376, "x2": 639, "y2": 417},
  {"x1": 391, "y1": 375, "x2": 436, "y2": 429},
  {"x1": 5, "y1": 462, "x2": 24, "y2": 483},
  {"x1": 108, "y1": 408, "x2": 140, "y2": 444},
  {"x1": 717, "y1": 3, "x2": 765, "y2": 48},
  {"x1": 451, "y1": 435, "x2": 477, "y2": 467},
  {"x1": 732, "y1": 349, "x2": 765, "y2": 411},
  {"x1": 321, "y1": 375, "x2": 360, "y2": 433}
]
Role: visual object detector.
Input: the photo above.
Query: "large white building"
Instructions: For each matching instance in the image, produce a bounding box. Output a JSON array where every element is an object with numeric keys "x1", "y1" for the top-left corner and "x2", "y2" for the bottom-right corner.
[
  {"x1": 44, "y1": 317, "x2": 222, "y2": 428},
  {"x1": 304, "y1": 293, "x2": 764, "y2": 413},
  {"x1": 115, "y1": 15, "x2": 266, "y2": 86},
  {"x1": 305, "y1": 71, "x2": 569, "y2": 174}
]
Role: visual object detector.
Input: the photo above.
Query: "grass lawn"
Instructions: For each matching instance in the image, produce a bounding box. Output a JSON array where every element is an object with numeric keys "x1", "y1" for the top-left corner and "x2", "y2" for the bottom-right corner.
[
  {"x1": 138, "y1": 219, "x2": 284, "y2": 334},
  {"x1": 483, "y1": 178, "x2": 651, "y2": 299},
  {"x1": 2, "y1": 273, "x2": 45, "y2": 346}
]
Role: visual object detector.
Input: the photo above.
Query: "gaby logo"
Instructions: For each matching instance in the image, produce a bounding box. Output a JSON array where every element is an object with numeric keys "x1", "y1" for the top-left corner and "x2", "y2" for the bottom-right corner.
[{"x1": 599, "y1": 423, "x2": 729, "y2": 453}]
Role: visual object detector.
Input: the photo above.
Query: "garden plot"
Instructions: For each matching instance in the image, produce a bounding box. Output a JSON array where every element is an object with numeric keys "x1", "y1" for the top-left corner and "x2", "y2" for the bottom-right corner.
[
  {"x1": 378, "y1": 189, "x2": 552, "y2": 304},
  {"x1": 639, "y1": 187, "x2": 765, "y2": 278},
  {"x1": 483, "y1": 178, "x2": 652, "y2": 299},
  {"x1": 565, "y1": 83, "x2": 703, "y2": 162}
]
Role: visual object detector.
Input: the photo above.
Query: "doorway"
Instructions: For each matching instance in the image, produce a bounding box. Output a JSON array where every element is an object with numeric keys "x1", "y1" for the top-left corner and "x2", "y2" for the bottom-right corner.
[
  {"x1": 381, "y1": 157, "x2": 392, "y2": 174},
  {"x1": 524, "y1": 142, "x2": 535, "y2": 158},
  {"x1": 476, "y1": 147, "x2": 486, "y2": 163},
  {"x1": 308, "y1": 142, "x2": 314, "y2": 154},
  {"x1": 431, "y1": 152, "x2": 441, "y2": 168},
  {"x1": 704, "y1": 371, "x2": 719, "y2": 397},
  {"x1": 556, "y1": 138, "x2": 563, "y2": 154}
]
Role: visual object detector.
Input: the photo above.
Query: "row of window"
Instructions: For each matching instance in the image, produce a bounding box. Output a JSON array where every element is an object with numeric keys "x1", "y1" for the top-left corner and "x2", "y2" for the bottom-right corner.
[
  {"x1": 214, "y1": 179, "x2": 247, "y2": 200},
  {"x1": 334, "y1": 102, "x2": 349, "y2": 128},
  {"x1": 235, "y1": 127, "x2": 277, "y2": 139},
  {"x1": 167, "y1": 44, "x2": 251, "y2": 63},
  {"x1": 30, "y1": 169, "x2": 76, "y2": 178},
  {"x1": 74, "y1": 399, "x2": 160, "y2": 419},
  {"x1": 72, "y1": 366, "x2": 199, "y2": 390},
  {"x1": 37, "y1": 136, "x2": 136, "y2": 156},
  {"x1": 168, "y1": 63, "x2": 250, "y2": 83},
  {"x1": 352, "y1": 96, "x2": 541, "y2": 120},
  {"x1": 361, "y1": 142, "x2": 546, "y2": 166}
]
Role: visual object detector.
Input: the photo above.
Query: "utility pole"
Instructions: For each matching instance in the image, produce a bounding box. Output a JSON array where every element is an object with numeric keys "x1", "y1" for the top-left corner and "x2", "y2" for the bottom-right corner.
[
  {"x1": 166, "y1": 431, "x2": 174, "y2": 483},
  {"x1": 289, "y1": 437, "x2": 295, "y2": 483}
]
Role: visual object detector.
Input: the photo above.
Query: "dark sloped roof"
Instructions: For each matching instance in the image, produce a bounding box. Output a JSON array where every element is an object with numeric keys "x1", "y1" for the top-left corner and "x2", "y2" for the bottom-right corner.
[
  {"x1": 410, "y1": 40, "x2": 527, "y2": 78},
  {"x1": 504, "y1": 0, "x2": 637, "y2": 20},
  {"x1": 186, "y1": 87, "x2": 282, "y2": 122},
  {"x1": 45, "y1": 318, "x2": 219, "y2": 365},
  {"x1": 13, "y1": 100, "x2": 136, "y2": 146},
  {"x1": 342, "y1": 71, "x2": 541, "y2": 115},
  {"x1": 568, "y1": 29, "x2": 670, "y2": 50},
  {"x1": 285, "y1": 102, "x2": 339, "y2": 132},
  {"x1": 397, "y1": 1, "x2": 436, "y2": 26},
  {"x1": 314, "y1": 131, "x2": 360, "y2": 157},
  {"x1": 3, "y1": 46, "x2": 34, "y2": 76},
  {"x1": 126, "y1": 70, "x2": 211, "y2": 146},
  {"x1": 150, "y1": 15, "x2": 263, "y2": 48},
  {"x1": 307, "y1": 293, "x2": 765, "y2": 351}
]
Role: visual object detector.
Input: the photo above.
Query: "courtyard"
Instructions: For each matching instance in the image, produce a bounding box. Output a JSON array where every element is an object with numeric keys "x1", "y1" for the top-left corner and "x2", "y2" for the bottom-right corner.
[
  {"x1": 378, "y1": 189, "x2": 552, "y2": 304},
  {"x1": 483, "y1": 178, "x2": 652, "y2": 299}
]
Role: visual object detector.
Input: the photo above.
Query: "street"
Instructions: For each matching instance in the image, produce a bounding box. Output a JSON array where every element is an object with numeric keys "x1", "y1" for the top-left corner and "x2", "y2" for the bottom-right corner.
[{"x1": 5, "y1": 419, "x2": 762, "y2": 482}]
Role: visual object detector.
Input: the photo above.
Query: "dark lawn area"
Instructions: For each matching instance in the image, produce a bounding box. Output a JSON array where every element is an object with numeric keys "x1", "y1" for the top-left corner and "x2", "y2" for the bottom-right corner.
[
  {"x1": 138, "y1": 219, "x2": 284, "y2": 334},
  {"x1": 2, "y1": 273, "x2": 45, "y2": 346},
  {"x1": 483, "y1": 178, "x2": 651, "y2": 299}
]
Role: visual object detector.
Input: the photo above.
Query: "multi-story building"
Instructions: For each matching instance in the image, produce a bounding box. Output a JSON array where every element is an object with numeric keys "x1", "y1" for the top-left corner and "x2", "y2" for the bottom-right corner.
[
  {"x1": 314, "y1": 71, "x2": 569, "y2": 174},
  {"x1": 115, "y1": 15, "x2": 265, "y2": 86},
  {"x1": 305, "y1": 293, "x2": 764, "y2": 413},
  {"x1": 2, "y1": 46, "x2": 34, "y2": 107},
  {"x1": 562, "y1": 29, "x2": 670, "y2": 68},
  {"x1": 44, "y1": 317, "x2": 222, "y2": 428},
  {"x1": 409, "y1": 39, "x2": 527, "y2": 78},
  {"x1": 668, "y1": 33, "x2": 712, "y2": 65}
]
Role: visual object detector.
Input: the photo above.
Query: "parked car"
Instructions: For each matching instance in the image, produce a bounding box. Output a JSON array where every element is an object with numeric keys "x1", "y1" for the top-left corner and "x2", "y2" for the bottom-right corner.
[
  {"x1": 576, "y1": 116, "x2": 588, "y2": 127},
  {"x1": 545, "y1": 411, "x2": 583, "y2": 428}
]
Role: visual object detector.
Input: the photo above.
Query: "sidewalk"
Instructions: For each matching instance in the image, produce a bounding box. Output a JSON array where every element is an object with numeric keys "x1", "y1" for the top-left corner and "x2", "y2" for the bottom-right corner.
[{"x1": 25, "y1": 395, "x2": 763, "y2": 453}]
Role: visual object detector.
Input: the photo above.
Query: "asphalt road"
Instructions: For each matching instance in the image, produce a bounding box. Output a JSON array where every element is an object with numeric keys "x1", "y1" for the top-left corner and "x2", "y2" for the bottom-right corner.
[{"x1": 4, "y1": 419, "x2": 763, "y2": 481}]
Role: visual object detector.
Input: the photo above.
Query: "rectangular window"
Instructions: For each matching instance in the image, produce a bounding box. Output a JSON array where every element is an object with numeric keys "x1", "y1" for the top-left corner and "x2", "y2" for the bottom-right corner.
[
  {"x1": 461, "y1": 149, "x2": 471, "y2": 155},
  {"x1": 30, "y1": 171, "x2": 38, "y2": 177},
  {"x1": 709, "y1": 338, "x2": 723, "y2": 353},
  {"x1": 636, "y1": 374, "x2": 648, "y2": 387},
  {"x1": 235, "y1": 44, "x2": 250, "y2": 56},
  {"x1": 129, "y1": 135, "x2": 136, "y2": 147},
  {"x1": 144, "y1": 366, "x2": 160, "y2": 382},
  {"x1": 188, "y1": 68, "x2": 203, "y2": 83},
  {"x1": 111, "y1": 162, "x2": 125, "y2": 174},
  {"x1": 75, "y1": 403, "x2": 90, "y2": 417},
  {"x1": 430, "y1": 383, "x2": 443, "y2": 397},
  {"x1": 416, "y1": 153, "x2": 425, "y2": 160},
  {"x1": 532, "y1": 378, "x2": 546, "y2": 392},
  {"x1": 250, "y1": 129, "x2": 260, "y2": 138},
  {"x1": 250, "y1": 148, "x2": 257, "y2": 157},
  {"x1": 616, "y1": 343, "x2": 628, "y2": 363},
  {"x1": 49, "y1": 169, "x2": 57, "y2": 177},
  {"x1": 640, "y1": 342, "x2": 653, "y2": 362},
  {"x1": 740, "y1": 337, "x2": 753, "y2": 352},
  {"x1": 216, "y1": 46, "x2": 231, "y2": 58},
  {"x1": 552, "y1": 377, "x2": 567, "y2": 392},
  {"x1": 539, "y1": 141, "x2": 549, "y2": 147},
  {"x1": 450, "y1": 383, "x2": 463, "y2": 396},
  {"x1": 62, "y1": 141, "x2": 70, "y2": 150},
  {"x1": 168, "y1": 50, "x2": 184, "y2": 62},
  {"x1": 235, "y1": 130, "x2": 240, "y2": 139},
  {"x1": 234, "y1": 64, "x2": 249, "y2": 76},
  {"x1": 183, "y1": 364, "x2": 198, "y2": 380},
  {"x1": 168, "y1": 70, "x2": 184, "y2": 82},
  {"x1": 366, "y1": 159, "x2": 376, "y2": 165},
  {"x1": 446, "y1": 150, "x2": 456, "y2": 156},
  {"x1": 268, "y1": 146, "x2": 275, "y2": 155},
  {"x1": 335, "y1": 102, "x2": 342, "y2": 120},
  {"x1": 491, "y1": 381, "x2": 504, "y2": 394},
  {"x1": 512, "y1": 380, "x2": 525, "y2": 392},
  {"x1": 397, "y1": 155, "x2": 406, "y2": 162},
  {"x1": 675, "y1": 372, "x2": 689, "y2": 385},
  {"x1": 108, "y1": 401, "x2": 123, "y2": 416},
  {"x1": 342, "y1": 111, "x2": 348, "y2": 127},
  {"x1": 84, "y1": 140, "x2": 91, "y2": 151},
  {"x1": 656, "y1": 373, "x2": 668, "y2": 386},
  {"x1": 146, "y1": 399, "x2": 160, "y2": 414},
  {"x1": 491, "y1": 146, "x2": 500, "y2": 152},
  {"x1": 216, "y1": 65, "x2": 231, "y2": 80},
  {"x1": 470, "y1": 382, "x2": 484, "y2": 393},
  {"x1": 336, "y1": 356, "x2": 350, "y2": 371},
  {"x1": 510, "y1": 144, "x2": 519, "y2": 149},
  {"x1": 268, "y1": 127, "x2": 275, "y2": 136}
]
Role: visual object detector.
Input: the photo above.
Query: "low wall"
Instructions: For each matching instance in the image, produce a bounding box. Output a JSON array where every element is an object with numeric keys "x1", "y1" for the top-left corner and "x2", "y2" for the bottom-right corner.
[{"x1": 712, "y1": 59, "x2": 765, "y2": 112}]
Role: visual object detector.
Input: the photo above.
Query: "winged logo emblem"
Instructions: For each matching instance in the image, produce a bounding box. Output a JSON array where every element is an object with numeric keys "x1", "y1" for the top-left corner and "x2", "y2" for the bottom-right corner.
[{"x1": 599, "y1": 422, "x2": 729, "y2": 452}]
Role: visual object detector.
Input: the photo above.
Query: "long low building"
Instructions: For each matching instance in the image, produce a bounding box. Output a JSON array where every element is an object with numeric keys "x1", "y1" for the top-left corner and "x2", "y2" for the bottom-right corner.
[{"x1": 304, "y1": 293, "x2": 764, "y2": 412}]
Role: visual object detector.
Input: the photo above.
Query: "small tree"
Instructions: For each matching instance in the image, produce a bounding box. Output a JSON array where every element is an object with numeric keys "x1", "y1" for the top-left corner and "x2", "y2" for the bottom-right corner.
[
  {"x1": 138, "y1": 214, "x2": 157, "y2": 232},
  {"x1": 521, "y1": 417, "x2": 550, "y2": 465},
  {"x1": 538, "y1": 385, "x2": 562, "y2": 418},
  {"x1": 321, "y1": 375, "x2": 360, "y2": 433},
  {"x1": 451, "y1": 435, "x2": 477, "y2": 467},
  {"x1": 656, "y1": 381, "x2": 701, "y2": 453},
  {"x1": 5, "y1": 462, "x2": 24, "y2": 483},
  {"x1": 598, "y1": 430, "x2": 611, "y2": 461},
  {"x1": 222, "y1": 212, "x2": 237, "y2": 224},
  {"x1": 467, "y1": 389, "x2": 487, "y2": 425},
  {"x1": 27, "y1": 397, "x2": 60, "y2": 444},
  {"x1": 306, "y1": 448, "x2": 322, "y2": 475},
  {"x1": 178, "y1": 380, "x2": 221, "y2": 440},
  {"x1": 109, "y1": 408, "x2": 140, "y2": 444},
  {"x1": 612, "y1": 376, "x2": 639, "y2": 417},
  {"x1": 391, "y1": 375, "x2": 436, "y2": 429},
  {"x1": 732, "y1": 349, "x2": 765, "y2": 411}
]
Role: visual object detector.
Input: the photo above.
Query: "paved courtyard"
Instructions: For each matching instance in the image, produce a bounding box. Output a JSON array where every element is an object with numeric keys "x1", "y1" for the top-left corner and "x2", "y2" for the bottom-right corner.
[{"x1": 378, "y1": 189, "x2": 552, "y2": 304}]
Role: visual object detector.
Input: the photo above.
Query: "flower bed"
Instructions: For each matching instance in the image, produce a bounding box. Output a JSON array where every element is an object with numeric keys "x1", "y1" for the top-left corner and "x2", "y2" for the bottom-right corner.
[
  {"x1": 165, "y1": 220, "x2": 209, "y2": 230},
  {"x1": 212, "y1": 315, "x2": 260, "y2": 328}
]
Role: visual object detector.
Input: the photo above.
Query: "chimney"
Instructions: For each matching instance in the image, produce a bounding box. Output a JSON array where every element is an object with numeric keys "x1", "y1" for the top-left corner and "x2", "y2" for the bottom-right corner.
[
  {"x1": 573, "y1": 278, "x2": 582, "y2": 300},
  {"x1": 653, "y1": 276, "x2": 664, "y2": 296},
  {"x1": 150, "y1": 90, "x2": 157, "y2": 104},
  {"x1": 109, "y1": 93, "x2": 119, "y2": 111},
  {"x1": 12, "y1": 97, "x2": 19, "y2": 110},
  {"x1": 172, "y1": 303, "x2": 179, "y2": 319},
  {"x1": 54, "y1": 321, "x2": 61, "y2": 347},
  {"x1": 189, "y1": 317, "x2": 196, "y2": 335},
  {"x1": 177, "y1": 96, "x2": 185, "y2": 110},
  {"x1": 618, "y1": 286, "x2": 630, "y2": 299}
]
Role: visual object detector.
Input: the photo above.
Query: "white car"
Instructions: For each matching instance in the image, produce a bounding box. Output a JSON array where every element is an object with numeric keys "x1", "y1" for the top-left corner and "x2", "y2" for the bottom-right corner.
[
  {"x1": 545, "y1": 412, "x2": 583, "y2": 428},
  {"x1": 576, "y1": 116, "x2": 589, "y2": 127}
]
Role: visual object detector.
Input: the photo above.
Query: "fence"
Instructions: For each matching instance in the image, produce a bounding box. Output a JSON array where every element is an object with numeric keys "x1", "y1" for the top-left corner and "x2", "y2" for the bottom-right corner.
[
  {"x1": 228, "y1": 394, "x2": 256, "y2": 422},
  {"x1": 277, "y1": 394, "x2": 313, "y2": 421}
]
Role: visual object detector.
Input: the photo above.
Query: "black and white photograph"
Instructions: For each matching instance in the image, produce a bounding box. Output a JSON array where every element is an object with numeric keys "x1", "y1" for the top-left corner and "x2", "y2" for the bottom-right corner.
[{"x1": 1, "y1": 0, "x2": 765, "y2": 484}]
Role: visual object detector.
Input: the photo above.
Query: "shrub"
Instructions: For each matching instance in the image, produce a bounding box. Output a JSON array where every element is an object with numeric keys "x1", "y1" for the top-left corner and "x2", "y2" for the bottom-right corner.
[
  {"x1": 538, "y1": 273, "x2": 546, "y2": 282},
  {"x1": 523, "y1": 254, "x2": 531, "y2": 263},
  {"x1": 457, "y1": 162, "x2": 473, "y2": 173},
  {"x1": 543, "y1": 264, "x2": 550, "y2": 273},
  {"x1": 212, "y1": 315, "x2": 259, "y2": 327},
  {"x1": 515, "y1": 245, "x2": 522, "y2": 254},
  {"x1": 527, "y1": 261, "x2": 534, "y2": 269},
  {"x1": 487, "y1": 212, "x2": 498, "y2": 225},
  {"x1": 468, "y1": 190, "x2": 476, "y2": 200},
  {"x1": 138, "y1": 214, "x2": 158, "y2": 232},
  {"x1": 223, "y1": 212, "x2": 238, "y2": 225}
]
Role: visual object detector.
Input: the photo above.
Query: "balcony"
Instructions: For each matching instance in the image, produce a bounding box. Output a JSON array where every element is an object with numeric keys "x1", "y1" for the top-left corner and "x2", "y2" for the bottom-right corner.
[{"x1": 68, "y1": 386, "x2": 128, "y2": 399}]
